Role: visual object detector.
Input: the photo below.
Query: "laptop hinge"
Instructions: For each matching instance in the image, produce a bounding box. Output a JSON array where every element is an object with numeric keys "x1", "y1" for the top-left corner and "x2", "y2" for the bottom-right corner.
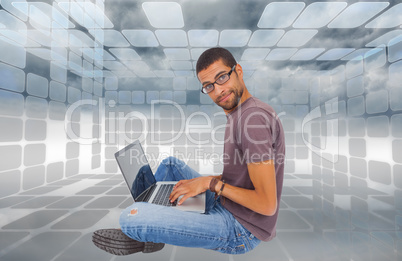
[{"x1": 135, "y1": 183, "x2": 156, "y2": 202}]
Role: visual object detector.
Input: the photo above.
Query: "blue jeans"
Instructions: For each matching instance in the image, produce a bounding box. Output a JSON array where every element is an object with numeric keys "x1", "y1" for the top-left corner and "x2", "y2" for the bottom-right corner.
[{"x1": 119, "y1": 157, "x2": 261, "y2": 254}]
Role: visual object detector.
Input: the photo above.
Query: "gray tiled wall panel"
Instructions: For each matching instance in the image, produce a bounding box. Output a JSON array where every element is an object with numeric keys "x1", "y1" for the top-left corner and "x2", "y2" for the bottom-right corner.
[
  {"x1": 25, "y1": 120, "x2": 47, "y2": 141},
  {"x1": 0, "y1": 170, "x2": 21, "y2": 198},
  {"x1": 0, "y1": 117, "x2": 23, "y2": 142},
  {"x1": 368, "y1": 161, "x2": 391, "y2": 185},
  {"x1": 0, "y1": 145, "x2": 22, "y2": 172},
  {"x1": 0, "y1": 62, "x2": 25, "y2": 92},
  {"x1": 0, "y1": 90, "x2": 24, "y2": 116},
  {"x1": 22, "y1": 166, "x2": 46, "y2": 190}
]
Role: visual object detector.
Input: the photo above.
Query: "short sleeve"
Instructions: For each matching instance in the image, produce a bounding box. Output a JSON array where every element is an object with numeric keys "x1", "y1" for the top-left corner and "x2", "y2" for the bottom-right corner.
[{"x1": 238, "y1": 108, "x2": 275, "y2": 164}]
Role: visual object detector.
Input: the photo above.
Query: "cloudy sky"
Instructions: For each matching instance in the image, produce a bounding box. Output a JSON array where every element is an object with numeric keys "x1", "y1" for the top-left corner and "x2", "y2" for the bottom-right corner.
[
  {"x1": 2, "y1": 0, "x2": 399, "y2": 107},
  {"x1": 97, "y1": 0, "x2": 401, "y2": 91},
  {"x1": 76, "y1": 0, "x2": 399, "y2": 115}
]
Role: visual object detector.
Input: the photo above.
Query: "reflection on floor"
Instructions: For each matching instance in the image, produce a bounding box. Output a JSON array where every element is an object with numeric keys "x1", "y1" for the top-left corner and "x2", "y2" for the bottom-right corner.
[{"x1": 0, "y1": 173, "x2": 401, "y2": 261}]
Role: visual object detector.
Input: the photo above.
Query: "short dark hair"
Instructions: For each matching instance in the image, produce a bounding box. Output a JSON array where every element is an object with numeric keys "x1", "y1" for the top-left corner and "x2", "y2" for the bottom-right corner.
[{"x1": 196, "y1": 47, "x2": 237, "y2": 76}]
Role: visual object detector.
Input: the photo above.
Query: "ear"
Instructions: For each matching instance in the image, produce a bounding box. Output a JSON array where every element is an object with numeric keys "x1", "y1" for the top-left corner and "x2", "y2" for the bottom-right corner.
[{"x1": 235, "y1": 63, "x2": 244, "y2": 80}]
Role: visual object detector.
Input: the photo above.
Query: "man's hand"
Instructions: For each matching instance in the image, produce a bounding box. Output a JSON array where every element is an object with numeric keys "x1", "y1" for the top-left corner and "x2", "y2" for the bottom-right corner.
[{"x1": 169, "y1": 176, "x2": 211, "y2": 205}]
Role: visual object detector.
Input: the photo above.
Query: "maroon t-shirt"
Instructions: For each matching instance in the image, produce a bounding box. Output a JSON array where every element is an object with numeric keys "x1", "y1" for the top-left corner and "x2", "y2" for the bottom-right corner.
[{"x1": 221, "y1": 97, "x2": 285, "y2": 241}]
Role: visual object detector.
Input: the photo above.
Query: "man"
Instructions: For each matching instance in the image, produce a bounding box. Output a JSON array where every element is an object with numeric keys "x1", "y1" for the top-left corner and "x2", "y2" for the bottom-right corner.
[{"x1": 93, "y1": 47, "x2": 285, "y2": 255}]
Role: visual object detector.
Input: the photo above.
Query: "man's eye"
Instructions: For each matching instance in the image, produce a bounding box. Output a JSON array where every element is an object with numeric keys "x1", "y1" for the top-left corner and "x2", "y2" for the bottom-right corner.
[
  {"x1": 205, "y1": 85, "x2": 213, "y2": 90},
  {"x1": 218, "y1": 75, "x2": 226, "y2": 81}
]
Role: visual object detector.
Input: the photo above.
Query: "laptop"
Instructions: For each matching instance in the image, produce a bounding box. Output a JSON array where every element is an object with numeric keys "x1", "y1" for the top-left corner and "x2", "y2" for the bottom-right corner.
[{"x1": 115, "y1": 140, "x2": 206, "y2": 213}]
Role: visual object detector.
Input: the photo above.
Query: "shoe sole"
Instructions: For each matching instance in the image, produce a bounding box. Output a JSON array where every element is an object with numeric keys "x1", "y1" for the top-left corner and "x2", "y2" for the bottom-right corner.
[{"x1": 92, "y1": 229, "x2": 164, "y2": 256}]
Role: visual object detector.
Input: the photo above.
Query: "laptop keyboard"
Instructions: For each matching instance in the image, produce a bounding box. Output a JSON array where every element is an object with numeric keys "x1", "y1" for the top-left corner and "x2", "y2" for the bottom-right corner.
[
  {"x1": 152, "y1": 184, "x2": 177, "y2": 206},
  {"x1": 137, "y1": 185, "x2": 156, "y2": 202}
]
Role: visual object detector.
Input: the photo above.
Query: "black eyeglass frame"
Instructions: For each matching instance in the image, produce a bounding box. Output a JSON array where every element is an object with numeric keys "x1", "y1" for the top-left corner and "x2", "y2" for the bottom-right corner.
[{"x1": 200, "y1": 64, "x2": 237, "y2": 94}]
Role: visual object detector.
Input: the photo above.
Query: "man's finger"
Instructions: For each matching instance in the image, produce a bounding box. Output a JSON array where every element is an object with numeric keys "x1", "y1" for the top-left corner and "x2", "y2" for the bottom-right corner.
[
  {"x1": 170, "y1": 187, "x2": 185, "y2": 202},
  {"x1": 178, "y1": 194, "x2": 191, "y2": 205},
  {"x1": 169, "y1": 190, "x2": 178, "y2": 201}
]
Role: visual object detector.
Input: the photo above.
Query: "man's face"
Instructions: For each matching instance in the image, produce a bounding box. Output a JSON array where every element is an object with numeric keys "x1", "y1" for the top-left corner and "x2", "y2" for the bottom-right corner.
[{"x1": 197, "y1": 60, "x2": 244, "y2": 113}]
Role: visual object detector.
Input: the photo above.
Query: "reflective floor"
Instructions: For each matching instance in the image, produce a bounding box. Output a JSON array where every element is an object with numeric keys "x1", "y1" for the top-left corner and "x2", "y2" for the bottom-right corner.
[{"x1": 1, "y1": 171, "x2": 401, "y2": 261}]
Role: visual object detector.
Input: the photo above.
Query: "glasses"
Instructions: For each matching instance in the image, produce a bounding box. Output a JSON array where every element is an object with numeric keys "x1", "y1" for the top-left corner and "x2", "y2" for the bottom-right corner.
[{"x1": 201, "y1": 64, "x2": 236, "y2": 94}]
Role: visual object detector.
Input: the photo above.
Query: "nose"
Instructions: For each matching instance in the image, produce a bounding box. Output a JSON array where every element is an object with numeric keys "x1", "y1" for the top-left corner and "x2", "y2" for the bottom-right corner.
[{"x1": 213, "y1": 83, "x2": 225, "y2": 95}]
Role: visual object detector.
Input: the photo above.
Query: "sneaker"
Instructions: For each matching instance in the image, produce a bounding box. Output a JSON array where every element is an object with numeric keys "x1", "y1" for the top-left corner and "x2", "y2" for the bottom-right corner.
[{"x1": 92, "y1": 229, "x2": 165, "y2": 256}]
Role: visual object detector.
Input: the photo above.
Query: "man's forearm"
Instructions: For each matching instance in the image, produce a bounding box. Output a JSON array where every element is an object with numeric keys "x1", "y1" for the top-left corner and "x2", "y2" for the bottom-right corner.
[{"x1": 214, "y1": 180, "x2": 277, "y2": 216}]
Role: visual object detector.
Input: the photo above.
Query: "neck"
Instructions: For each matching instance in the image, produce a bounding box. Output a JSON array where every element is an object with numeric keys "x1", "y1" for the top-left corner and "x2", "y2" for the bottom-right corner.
[{"x1": 223, "y1": 87, "x2": 252, "y2": 114}]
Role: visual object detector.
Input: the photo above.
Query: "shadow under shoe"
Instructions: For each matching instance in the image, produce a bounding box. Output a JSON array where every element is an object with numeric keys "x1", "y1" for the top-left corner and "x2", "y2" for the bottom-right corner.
[{"x1": 92, "y1": 229, "x2": 165, "y2": 256}]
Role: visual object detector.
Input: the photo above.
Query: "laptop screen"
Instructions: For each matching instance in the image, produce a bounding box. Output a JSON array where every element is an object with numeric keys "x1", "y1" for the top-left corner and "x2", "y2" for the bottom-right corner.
[{"x1": 115, "y1": 141, "x2": 156, "y2": 200}]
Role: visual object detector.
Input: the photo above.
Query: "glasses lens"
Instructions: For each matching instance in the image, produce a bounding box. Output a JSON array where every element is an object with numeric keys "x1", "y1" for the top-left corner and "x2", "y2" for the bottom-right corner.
[
  {"x1": 216, "y1": 74, "x2": 229, "y2": 85},
  {"x1": 202, "y1": 84, "x2": 213, "y2": 94}
]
